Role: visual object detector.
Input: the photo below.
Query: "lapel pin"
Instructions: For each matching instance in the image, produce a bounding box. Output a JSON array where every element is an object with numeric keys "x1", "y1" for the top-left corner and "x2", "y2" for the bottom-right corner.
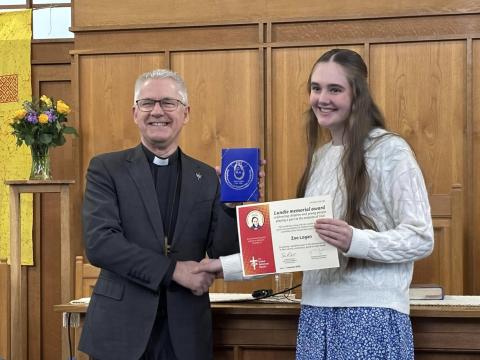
[{"x1": 195, "y1": 172, "x2": 202, "y2": 181}]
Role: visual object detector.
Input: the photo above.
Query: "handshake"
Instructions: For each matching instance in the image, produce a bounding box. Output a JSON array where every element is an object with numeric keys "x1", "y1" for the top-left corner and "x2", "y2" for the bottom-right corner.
[{"x1": 172, "y1": 258, "x2": 224, "y2": 296}]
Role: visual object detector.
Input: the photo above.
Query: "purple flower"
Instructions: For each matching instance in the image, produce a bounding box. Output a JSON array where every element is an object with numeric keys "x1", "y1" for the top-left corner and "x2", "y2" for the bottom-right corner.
[
  {"x1": 26, "y1": 112, "x2": 38, "y2": 124},
  {"x1": 45, "y1": 109, "x2": 57, "y2": 122}
]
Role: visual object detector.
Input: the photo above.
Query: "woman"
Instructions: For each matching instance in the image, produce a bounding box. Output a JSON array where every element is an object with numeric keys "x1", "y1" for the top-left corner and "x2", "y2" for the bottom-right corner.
[{"x1": 200, "y1": 49, "x2": 434, "y2": 359}]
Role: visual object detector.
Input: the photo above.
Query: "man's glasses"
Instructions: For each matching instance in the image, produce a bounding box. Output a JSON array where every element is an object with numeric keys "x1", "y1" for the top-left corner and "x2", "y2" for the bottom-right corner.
[{"x1": 136, "y1": 98, "x2": 185, "y2": 112}]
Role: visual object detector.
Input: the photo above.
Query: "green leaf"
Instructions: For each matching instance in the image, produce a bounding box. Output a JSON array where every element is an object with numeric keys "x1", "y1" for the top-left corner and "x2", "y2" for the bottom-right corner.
[
  {"x1": 39, "y1": 133, "x2": 53, "y2": 144},
  {"x1": 63, "y1": 126, "x2": 79, "y2": 136},
  {"x1": 57, "y1": 135, "x2": 66, "y2": 146},
  {"x1": 25, "y1": 135, "x2": 34, "y2": 146}
]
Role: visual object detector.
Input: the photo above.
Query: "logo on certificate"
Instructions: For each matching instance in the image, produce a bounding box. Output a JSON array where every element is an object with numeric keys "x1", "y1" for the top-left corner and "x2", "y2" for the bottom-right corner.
[
  {"x1": 246, "y1": 210, "x2": 264, "y2": 230},
  {"x1": 249, "y1": 256, "x2": 259, "y2": 270},
  {"x1": 224, "y1": 160, "x2": 254, "y2": 190}
]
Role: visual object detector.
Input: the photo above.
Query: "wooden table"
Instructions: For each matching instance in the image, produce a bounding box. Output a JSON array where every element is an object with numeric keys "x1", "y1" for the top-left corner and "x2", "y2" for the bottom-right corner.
[
  {"x1": 6, "y1": 180, "x2": 74, "y2": 360},
  {"x1": 54, "y1": 301, "x2": 480, "y2": 360}
]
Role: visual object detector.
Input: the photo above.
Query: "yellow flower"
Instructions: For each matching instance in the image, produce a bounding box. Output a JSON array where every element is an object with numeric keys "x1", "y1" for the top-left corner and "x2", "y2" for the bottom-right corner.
[
  {"x1": 56, "y1": 100, "x2": 71, "y2": 115},
  {"x1": 38, "y1": 113, "x2": 49, "y2": 124},
  {"x1": 40, "y1": 95, "x2": 52, "y2": 107},
  {"x1": 14, "y1": 109, "x2": 27, "y2": 120}
]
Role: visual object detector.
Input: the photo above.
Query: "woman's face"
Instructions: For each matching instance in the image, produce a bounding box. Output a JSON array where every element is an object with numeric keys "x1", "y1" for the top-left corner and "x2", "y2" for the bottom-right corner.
[{"x1": 309, "y1": 61, "x2": 353, "y2": 144}]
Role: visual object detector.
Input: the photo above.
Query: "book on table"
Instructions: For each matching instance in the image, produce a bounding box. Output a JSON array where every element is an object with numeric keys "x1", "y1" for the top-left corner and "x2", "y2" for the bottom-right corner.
[{"x1": 409, "y1": 284, "x2": 444, "y2": 300}]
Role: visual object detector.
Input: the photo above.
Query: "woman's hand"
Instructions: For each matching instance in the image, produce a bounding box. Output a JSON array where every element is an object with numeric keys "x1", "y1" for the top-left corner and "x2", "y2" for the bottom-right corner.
[
  {"x1": 194, "y1": 258, "x2": 224, "y2": 279},
  {"x1": 314, "y1": 218, "x2": 353, "y2": 253}
]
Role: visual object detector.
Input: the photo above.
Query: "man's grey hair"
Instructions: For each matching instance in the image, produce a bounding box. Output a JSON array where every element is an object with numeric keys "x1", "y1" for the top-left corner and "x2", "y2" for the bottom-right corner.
[{"x1": 133, "y1": 69, "x2": 188, "y2": 105}]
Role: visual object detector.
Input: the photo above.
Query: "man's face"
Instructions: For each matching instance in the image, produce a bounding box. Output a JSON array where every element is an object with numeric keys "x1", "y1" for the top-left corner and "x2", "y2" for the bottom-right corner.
[
  {"x1": 133, "y1": 78, "x2": 189, "y2": 155},
  {"x1": 252, "y1": 217, "x2": 259, "y2": 226}
]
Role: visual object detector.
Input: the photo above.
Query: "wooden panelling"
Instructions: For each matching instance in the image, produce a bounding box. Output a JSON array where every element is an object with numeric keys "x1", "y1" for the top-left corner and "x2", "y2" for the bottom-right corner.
[
  {"x1": 75, "y1": 256, "x2": 99, "y2": 299},
  {"x1": 73, "y1": 21, "x2": 476, "y2": 301},
  {"x1": 27, "y1": 63, "x2": 75, "y2": 360},
  {"x1": 3, "y1": 2, "x2": 478, "y2": 359},
  {"x1": 172, "y1": 50, "x2": 262, "y2": 166},
  {"x1": 0, "y1": 263, "x2": 9, "y2": 360},
  {"x1": 416, "y1": 355, "x2": 480, "y2": 360},
  {"x1": 75, "y1": 176, "x2": 464, "y2": 299},
  {"x1": 239, "y1": 347, "x2": 296, "y2": 360},
  {"x1": 472, "y1": 40, "x2": 480, "y2": 294},
  {"x1": 413, "y1": 188, "x2": 465, "y2": 294},
  {"x1": 53, "y1": 302, "x2": 480, "y2": 360},
  {"x1": 72, "y1": 0, "x2": 480, "y2": 29},
  {"x1": 78, "y1": 53, "x2": 165, "y2": 179},
  {"x1": 270, "y1": 46, "x2": 364, "y2": 201},
  {"x1": 369, "y1": 41, "x2": 466, "y2": 194},
  {"x1": 52, "y1": 5, "x2": 480, "y2": 360},
  {"x1": 211, "y1": 276, "x2": 275, "y2": 295},
  {"x1": 74, "y1": 25, "x2": 260, "y2": 53},
  {"x1": 271, "y1": 14, "x2": 480, "y2": 45},
  {"x1": 32, "y1": 40, "x2": 74, "y2": 64},
  {"x1": 34, "y1": 70, "x2": 80, "y2": 360}
]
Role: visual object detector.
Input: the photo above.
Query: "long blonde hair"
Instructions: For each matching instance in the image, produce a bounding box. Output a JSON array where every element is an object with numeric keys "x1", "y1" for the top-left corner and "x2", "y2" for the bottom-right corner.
[{"x1": 297, "y1": 49, "x2": 387, "y2": 230}]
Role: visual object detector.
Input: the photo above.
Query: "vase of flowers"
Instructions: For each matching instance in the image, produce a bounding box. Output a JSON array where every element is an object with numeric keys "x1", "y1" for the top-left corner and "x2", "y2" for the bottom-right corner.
[
  {"x1": 10, "y1": 95, "x2": 78, "y2": 180},
  {"x1": 29, "y1": 144, "x2": 51, "y2": 180}
]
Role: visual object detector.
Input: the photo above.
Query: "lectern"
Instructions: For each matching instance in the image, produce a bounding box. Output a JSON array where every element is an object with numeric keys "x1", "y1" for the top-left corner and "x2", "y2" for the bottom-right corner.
[{"x1": 5, "y1": 180, "x2": 74, "y2": 360}]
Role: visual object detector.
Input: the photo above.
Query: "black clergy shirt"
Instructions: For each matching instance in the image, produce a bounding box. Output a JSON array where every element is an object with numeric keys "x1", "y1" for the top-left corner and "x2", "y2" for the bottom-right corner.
[{"x1": 142, "y1": 144, "x2": 181, "y2": 289}]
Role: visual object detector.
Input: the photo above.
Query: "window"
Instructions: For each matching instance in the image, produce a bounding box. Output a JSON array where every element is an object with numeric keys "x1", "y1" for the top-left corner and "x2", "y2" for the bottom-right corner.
[{"x1": 0, "y1": 0, "x2": 73, "y2": 39}]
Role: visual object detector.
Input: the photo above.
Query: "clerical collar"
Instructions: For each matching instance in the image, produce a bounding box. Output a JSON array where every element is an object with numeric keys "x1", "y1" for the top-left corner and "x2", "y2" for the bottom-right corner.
[
  {"x1": 142, "y1": 145, "x2": 179, "y2": 167},
  {"x1": 153, "y1": 156, "x2": 169, "y2": 166}
]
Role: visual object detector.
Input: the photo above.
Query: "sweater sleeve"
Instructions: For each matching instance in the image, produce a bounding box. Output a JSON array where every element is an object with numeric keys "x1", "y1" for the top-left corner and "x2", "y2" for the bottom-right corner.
[
  {"x1": 345, "y1": 138, "x2": 434, "y2": 263},
  {"x1": 220, "y1": 253, "x2": 244, "y2": 281},
  {"x1": 220, "y1": 253, "x2": 268, "y2": 281}
]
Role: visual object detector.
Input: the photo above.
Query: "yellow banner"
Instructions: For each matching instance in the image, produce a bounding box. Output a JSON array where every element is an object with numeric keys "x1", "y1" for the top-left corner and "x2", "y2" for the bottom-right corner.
[{"x1": 0, "y1": 10, "x2": 33, "y2": 265}]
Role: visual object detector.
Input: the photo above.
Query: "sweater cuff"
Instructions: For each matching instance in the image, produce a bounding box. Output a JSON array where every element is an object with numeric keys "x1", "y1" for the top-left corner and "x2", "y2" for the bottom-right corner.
[
  {"x1": 344, "y1": 227, "x2": 370, "y2": 258},
  {"x1": 220, "y1": 253, "x2": 244, "y2": 281}
]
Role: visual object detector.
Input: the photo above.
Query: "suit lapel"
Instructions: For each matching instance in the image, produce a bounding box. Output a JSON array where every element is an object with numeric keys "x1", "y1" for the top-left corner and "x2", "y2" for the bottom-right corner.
[
  {"x1": 126, "y1": 145, "x2": 164, "y2": 242},
  {"x1": 173, "y1": 152, "x2": 202, "y2": 242}
]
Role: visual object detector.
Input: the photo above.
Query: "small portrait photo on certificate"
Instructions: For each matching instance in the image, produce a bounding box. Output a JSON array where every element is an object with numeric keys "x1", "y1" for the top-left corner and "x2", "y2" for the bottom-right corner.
[{"x1": 247, "y1": 210, "x2": 264, "y2": 230}]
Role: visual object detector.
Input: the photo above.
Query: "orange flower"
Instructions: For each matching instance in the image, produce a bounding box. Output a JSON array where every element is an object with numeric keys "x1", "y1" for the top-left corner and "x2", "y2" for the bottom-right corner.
[
  {"x1": 56, "y1": 100, "x2": 71, "y2": 114},
  {"x1": 14, "y1": 109, "x2": 27, "y2": 120},
  {"x1": 38, "y1": 113, "x2": 49, "y2": 124}
]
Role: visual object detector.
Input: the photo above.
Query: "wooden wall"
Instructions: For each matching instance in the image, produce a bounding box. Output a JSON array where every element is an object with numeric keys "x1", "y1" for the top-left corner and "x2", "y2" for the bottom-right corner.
[
  {"x1": 72, "y1": 0, "x2": 480, "y2": 27},
  {"x1": 70, "y1": 0, "x2": 480, "y2": 296},
  {"x1": 2, "y1": 1, "x2": 480, "y2": 359},
  {"x1": 32, "y1": 40, "x2": 78, "y2": 360},
  {"x1": 0, "y1": 40, "x2": 75, "y2": 360}
]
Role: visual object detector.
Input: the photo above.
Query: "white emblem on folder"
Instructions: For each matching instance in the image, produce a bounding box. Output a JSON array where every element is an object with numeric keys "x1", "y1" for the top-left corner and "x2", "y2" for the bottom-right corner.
[
  {"x1": 249, "y1": 256, "x2": 259, "y2": 270},
  {"x1": 224, "y1": 160, "x2": 254, "y2": 190}
]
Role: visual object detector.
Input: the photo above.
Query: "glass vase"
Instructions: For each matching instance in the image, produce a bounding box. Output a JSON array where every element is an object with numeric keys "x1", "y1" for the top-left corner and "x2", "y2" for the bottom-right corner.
[{"x1": 30, "y1": 145, "x2": 52, "y2": 180}]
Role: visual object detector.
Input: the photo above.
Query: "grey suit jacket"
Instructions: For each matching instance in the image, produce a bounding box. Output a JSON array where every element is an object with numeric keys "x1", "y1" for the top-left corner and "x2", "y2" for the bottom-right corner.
[{"x1": 78, "y1": 145, "x2": 239, "y2": 360}]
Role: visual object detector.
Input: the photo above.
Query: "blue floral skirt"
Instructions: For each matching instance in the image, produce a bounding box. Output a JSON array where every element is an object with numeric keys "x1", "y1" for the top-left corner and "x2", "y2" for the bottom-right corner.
[{"x1": 296, "y1": 306, "x2": 414, "y2": 360}]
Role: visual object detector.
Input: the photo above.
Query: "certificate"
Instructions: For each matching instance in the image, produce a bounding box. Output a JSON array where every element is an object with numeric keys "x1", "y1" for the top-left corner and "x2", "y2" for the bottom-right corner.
[{"x1": 236, "y1": 196, "x2": 340, "y2": 276}]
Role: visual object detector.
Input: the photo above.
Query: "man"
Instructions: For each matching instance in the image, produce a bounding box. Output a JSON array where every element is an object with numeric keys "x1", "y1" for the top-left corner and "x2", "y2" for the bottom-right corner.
[
  {"x1": 250, "y1": 216, "x2": 261, "y2": 230},
  {"x1": 79, "y1": 69, "x2": 240, "y2": 360}
]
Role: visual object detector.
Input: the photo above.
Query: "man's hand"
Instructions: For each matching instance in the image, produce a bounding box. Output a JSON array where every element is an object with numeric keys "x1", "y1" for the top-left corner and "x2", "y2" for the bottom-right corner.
[
  {"x1": 194, "y1": 258, "x2": 223, "y2": 279},
  {"x1": 172, "y1": 261, "x2": 216, "y2": 296}
]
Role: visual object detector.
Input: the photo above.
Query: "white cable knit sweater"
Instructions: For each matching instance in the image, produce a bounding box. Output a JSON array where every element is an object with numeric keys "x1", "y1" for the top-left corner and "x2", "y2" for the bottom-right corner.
[{"x1": 221, "y1": 129, "x2": 434, "y2": 315}]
